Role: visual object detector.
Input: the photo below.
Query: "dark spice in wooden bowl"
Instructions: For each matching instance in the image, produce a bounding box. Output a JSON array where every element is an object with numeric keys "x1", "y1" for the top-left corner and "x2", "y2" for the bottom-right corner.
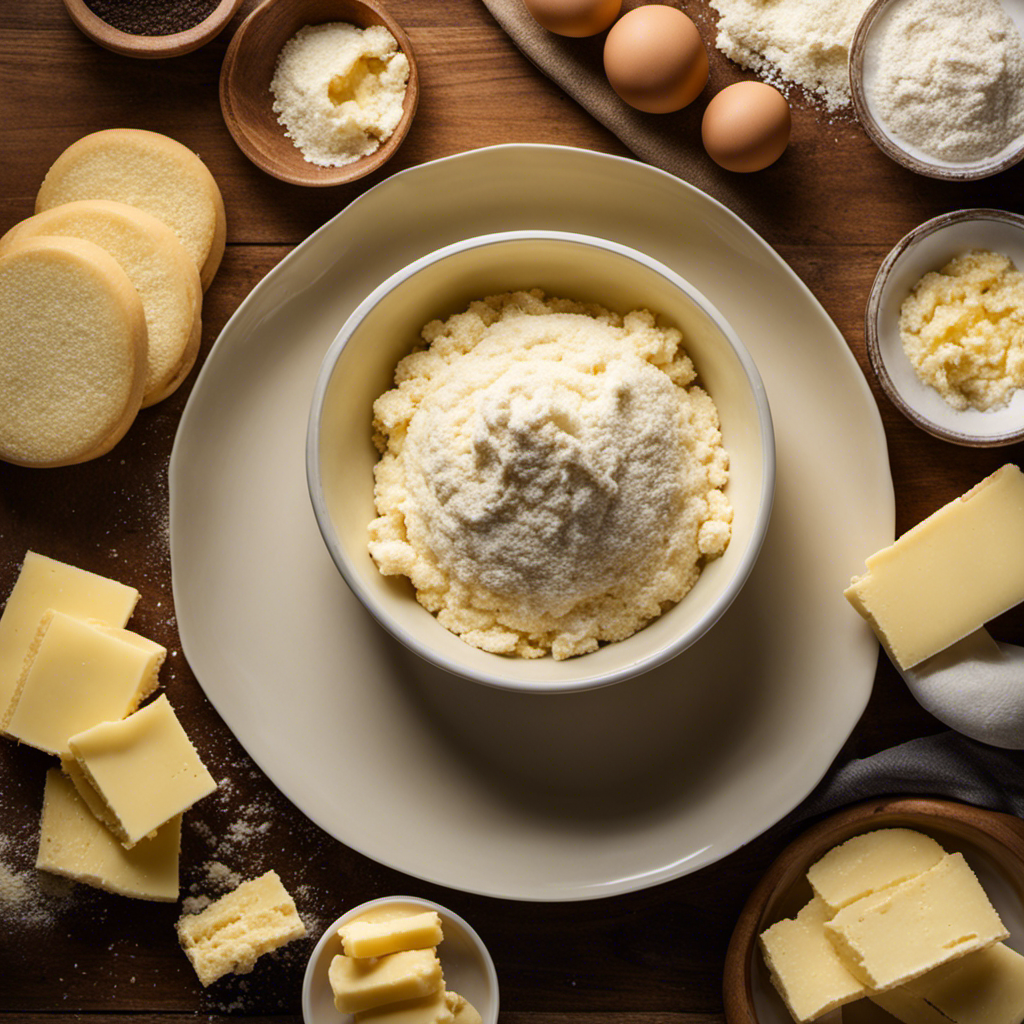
[{"x1": 85, "y1": 0, "x2": 220, "y2": 35}]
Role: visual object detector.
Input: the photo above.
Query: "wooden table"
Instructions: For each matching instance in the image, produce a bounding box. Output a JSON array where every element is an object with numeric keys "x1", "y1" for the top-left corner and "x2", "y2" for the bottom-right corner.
[{"x1": 1, "y1": 2, "x2": 1022, "y2": 1022}]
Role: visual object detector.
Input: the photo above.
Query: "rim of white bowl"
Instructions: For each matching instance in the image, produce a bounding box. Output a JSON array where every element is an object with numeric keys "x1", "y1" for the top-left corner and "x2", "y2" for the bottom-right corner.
[
  {"x1": 306, "y1": 230, "x2": 776, "y2": 694},
  {"x1": 301, "y1": 896, "x2": 500, "y2": 1024}
]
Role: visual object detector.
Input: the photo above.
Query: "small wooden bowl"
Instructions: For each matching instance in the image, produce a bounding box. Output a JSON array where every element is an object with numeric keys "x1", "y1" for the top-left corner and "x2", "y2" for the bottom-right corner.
[
  {"x1": 723, "y1": 797, "x2": 1024, "y2": 1024},
  {"x1": 62, "y1": 0, "x2": 244, "y2": 59},
  {"x1": 219, "y1": 0, "x2": 419, "y2": 187},
  {"x1": 849, "y1": 0, "x2": 1024, "y2": 181}
]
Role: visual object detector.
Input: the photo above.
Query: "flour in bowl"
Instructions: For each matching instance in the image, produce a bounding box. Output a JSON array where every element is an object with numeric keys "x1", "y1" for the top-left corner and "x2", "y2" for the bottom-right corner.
[{"x1": 369, "y1": 291, "x2": 732, "y2": 660}]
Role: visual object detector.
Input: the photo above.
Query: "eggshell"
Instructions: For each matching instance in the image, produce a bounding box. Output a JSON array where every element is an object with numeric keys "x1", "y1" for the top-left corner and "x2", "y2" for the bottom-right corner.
[
  {"x1": 603, "y1": 5, "x2": 709, "y2": 113},
  {"x1": 523, "y1": 0, "x2": 621, "y2": 37},
  {"x1": 702, "y1": 81, "x2": 792, "y2": 173}
]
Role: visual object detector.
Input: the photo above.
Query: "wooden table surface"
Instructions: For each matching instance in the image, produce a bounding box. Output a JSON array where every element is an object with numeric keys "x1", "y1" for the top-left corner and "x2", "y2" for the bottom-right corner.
[{"x1": 1, "y1": 1, "x2": 1023, "y2": 1022}]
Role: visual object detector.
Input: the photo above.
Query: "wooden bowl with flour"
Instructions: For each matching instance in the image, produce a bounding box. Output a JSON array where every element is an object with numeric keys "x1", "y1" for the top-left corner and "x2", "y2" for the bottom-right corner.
[{"x1": 219, "y1": 0, "x2": 419, "y2": 187}]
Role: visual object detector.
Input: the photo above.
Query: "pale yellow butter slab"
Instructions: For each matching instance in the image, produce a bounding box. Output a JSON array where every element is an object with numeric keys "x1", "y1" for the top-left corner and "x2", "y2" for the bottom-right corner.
[
  {"x1": 176, "y1": 869, "x2": 305, "y2": 987},
  {"x1": 340, "y1": 909, "x2": 443, "y2": 958},
  {"x1": 759, "y1": 896, "x2": 868, "y2": 1023},
  {"x1": 66, "y1": 693, "x2": 216, "y2": 848},
  {"x1": 353, "y1": 984, "x2": 454, "y2": 1024},
  {"x1": 4, "y1": 610, "x2": 163, "y2": 755},
  {"x1": 844, "y1": 464, "x2": 1024, "y2": 669},
  {"x1": 0, "y1": 551, "x2": 138, "y2": 721},
  {"x1": 807, "y1": 829, "x2": 946, "y2": 915},
  {"x1": 330, "y1": 948, "x2": 444, "y2": 1013},
  {"x1": 446, "y1": 991, "x2": 483, "y2": 1024},
  {"x1": 869, "y1": 942, "x2": 1024, "y2": 1024},
  {"x1": 824, "y1": 853, "x2": 1008, "y2": 991},
  {"x1": 36, "y1": 768, "x2": 179, "y2": 902}
]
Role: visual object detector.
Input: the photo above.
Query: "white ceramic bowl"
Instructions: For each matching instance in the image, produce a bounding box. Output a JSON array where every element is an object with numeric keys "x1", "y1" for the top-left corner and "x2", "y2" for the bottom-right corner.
[
  {"x1": 302, "y1": 896, "x2": 499, "y2": 1024},
  {"x1": 865, "y1": 209, "x2": 1024, "y2": 446},
  {"x1": 307, "y1": 230, "x2": 775, "y2": 693}
]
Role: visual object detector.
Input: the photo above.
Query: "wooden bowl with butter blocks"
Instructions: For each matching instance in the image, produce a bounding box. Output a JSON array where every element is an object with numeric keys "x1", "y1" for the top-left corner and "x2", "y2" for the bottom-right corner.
[
  {"x1": 723, "y1": 797, "x2": 1024, "y2": 1024},
  {"x1": 219, "y1": 0, "x2": 419, "y2": 187}
]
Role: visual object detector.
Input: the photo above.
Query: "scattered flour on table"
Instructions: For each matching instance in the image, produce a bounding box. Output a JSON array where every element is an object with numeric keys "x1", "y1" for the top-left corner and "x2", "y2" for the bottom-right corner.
[{"x1": 708, "y1": 0, "x2": 874, "y2": 110}]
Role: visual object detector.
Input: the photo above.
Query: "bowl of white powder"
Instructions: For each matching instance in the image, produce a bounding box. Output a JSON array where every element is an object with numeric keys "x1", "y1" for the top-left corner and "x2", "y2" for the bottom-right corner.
[
  {"x1": 850, "y1": 0, "x2": 1024, "y2": 179},
  {"x1": 307, "y1": 231, "x2": 775, "y2": 692}
]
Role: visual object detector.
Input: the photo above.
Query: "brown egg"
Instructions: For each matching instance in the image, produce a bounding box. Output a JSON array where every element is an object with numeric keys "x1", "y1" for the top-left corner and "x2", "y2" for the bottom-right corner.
[
  {"x1": 523, "y1": 0, "x2": 621, "y2": 37},
  {"x1": 603, "y1": 5, "x2": 708, "y2": 113},
  {"x1": 702, "y1": 81, "x2": 792, "y2": 173}
]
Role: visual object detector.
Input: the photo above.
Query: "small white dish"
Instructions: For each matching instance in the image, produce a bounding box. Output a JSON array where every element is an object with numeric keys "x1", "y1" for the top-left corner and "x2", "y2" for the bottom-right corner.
[
  {"x1": 865, "y1": 208, "x2": 1024, "y2": 446},
  {"x1": 307, "y1": 229, "x2": 775, "y2": 694},
  {"x1": 850, "y1": 0, "x2": 1024, "y2": 180},
  {"x1": 302, "y1": 897, "x2": 499, "y2": 1024}
]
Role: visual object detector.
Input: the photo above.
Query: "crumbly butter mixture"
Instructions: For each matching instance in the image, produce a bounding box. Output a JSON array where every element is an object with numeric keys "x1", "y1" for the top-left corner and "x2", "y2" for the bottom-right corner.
[
  {"x1": 369, "y1": 291, "x2": 732, "y2": 661},
  {"x1": 270, "y1": 22, "x2": 409, "y2": 168},
  {"x1": 900, "y1": 250, "x2": 1024, "y2": 412},
  {"x1": 872, "y1": 0, "x2": 1024, "y2": 163},
  {"x1": 708, "y1": 0, "x2": 873, "y2": 110}
]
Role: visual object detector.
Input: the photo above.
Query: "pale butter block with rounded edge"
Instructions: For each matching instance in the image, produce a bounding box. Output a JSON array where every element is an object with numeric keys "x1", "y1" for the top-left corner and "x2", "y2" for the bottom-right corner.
[
  {"x1": 445, "y1": 991, "x2": 483, "y2": 1024},
  {"x1": 353, "y1": 984, "x2": 454, "y2": 1024},
  {"x1": 0, "y1": 235, "x2": 147, "y2": 468},
  {"x1": 330, "y1": 949, "x2": 444, "y2": 1013},
  {"x1": 759, "y1": 896, "x2": 868, "y2": 1023},
  {"x1": 3, "y1": 610, "x2": 164, "y2": 756},
  {"x1": 176, "y1": 869, "x2": 306, "y2": 987},
  {"x1": 869, "y1": 942, "x2": 1024, "y2": 1024},
  {"x1": 66, "y1": 693, "x2": 216, "y2": 848},
  {"x1": 0, "y1": 199, "x2": 202, "y2": 407},
  {"x1": 0, "y1": 551, "x2": 138, "y2": 723},
  {"x1": 36, "y1": 128, "x2": 227, "y2": 291},
  {"x1": 807, "y1": 829, "x2": 946, "y2": 915},
  {"x1": 824, "y1": 853, "x2": 1008, "y2": 992},
  {"x1": 340, "y1": 909, "x2": 443, "y2": 958},
  {"x1": 36, "y1": 768, "x2": 179, "y2": 902},
  {"x1": 845, "y1": 464, "x2": 1024, "y2": 670}
]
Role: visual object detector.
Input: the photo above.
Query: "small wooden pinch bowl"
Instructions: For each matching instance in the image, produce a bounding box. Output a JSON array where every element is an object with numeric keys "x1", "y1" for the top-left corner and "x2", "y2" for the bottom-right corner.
[
  {"x1": 723, "y1": 797, "x2": 1024, "y2": 1024},
  {"x1": 219, "y1": 0, "x2": 419, "y2": 187},
  {"x1": 62, "y1": 0, "x2": 244, "y2": 59}
]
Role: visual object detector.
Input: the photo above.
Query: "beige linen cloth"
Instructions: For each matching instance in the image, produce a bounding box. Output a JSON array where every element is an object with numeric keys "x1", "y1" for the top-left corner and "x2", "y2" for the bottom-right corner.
[{"x1": 477, "y1": 0, "x2": 777, "y2": 233}]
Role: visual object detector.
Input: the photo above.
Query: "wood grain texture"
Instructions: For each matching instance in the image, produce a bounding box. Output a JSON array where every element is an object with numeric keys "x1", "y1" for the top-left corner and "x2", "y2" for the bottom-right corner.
[{"x1": 1, "y1": 2, "x2": 1023, "y2": 1023}]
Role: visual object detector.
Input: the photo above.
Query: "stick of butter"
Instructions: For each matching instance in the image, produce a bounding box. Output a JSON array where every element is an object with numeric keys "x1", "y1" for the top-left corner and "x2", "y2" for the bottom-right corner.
[
  {"x1": 824, "y1": 853, "x2": 1008, "y2": 991},
  {"x1": 340, "y1": 909, "x2": 444, "y2": 959},
  {"x1": 353, "y1": 984, "x2": 454, "y2": 1024},
  {"x1": 844, "y1": 464, "x2": 1024, "y2": 670},
  {"x1": 869, "y1": 942, "x2": 1024, "y2": 1024},
  {"x1": 759, "y1": 897, "x2": 867, "y2": 1023},
  {"x1": 330, "y1": 949, "x2": 444, "y2": 1014}
]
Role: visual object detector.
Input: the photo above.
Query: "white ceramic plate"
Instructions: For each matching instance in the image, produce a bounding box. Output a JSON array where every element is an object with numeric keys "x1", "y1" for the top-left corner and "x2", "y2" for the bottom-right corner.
[{"x1": 170, "y1": 144, "x2": 894, "y2": 901}]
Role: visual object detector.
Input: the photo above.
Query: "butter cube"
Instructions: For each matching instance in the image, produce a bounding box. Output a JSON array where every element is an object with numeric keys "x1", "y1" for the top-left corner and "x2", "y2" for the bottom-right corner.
[
  {"x1": 340, "y1": 909, "x2": 444, "y2": 958},
  {"x1": 330, "y1": 949, "x2": 444, "y2": 1014},
  {"x1": 759, "y1": 896, "x2": 868, "y2": 1023},
  {"x1": 36, "y1": 769, "x2": 179, "y2": 901},
  {"x1": 66, "y1": 694, "x2": 216, "y2": 848},
  {"x1": 445, "y1": 991, "x2": 483, "y2": 1024},
  {"x1": 807, "y1": 829, "x2": 946, "y2": 915},
  {"x1": 3, "y1": 611, "x2": 164, "y2": 755},
  {"x1": 869, "y1": 943, "x2": 1024, "y2": 1024},
  {"x1": 0, "y1": 552, "x2": 138, "y2": 720},
  {"x1": 354, "y1": 985, "x2": 454, "y2": 1024},
  {"x1": 176, "y1": 869, "x2": 306, "y2": 986},
  {"x1": 845, "y1": 464, "x2": 1024, "y2": 669},
  {"x1": 824, "y1": 853, "x2": 1008, "y2": 991}
]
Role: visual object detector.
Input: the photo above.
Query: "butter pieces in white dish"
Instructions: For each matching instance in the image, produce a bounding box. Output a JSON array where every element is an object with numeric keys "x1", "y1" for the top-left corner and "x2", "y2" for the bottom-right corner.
[
  {"x1": 177, "y1": 869, "x2": 306, "y2": 987},
  {"x1": 36, "y1": 768, "x2": 180, "y2": 902},
  {"x1": 339, "y1": 909, "x2": 443, "y2": 959},
  {"x1": 330, "y1": 949, "x2": 443, "y2": 1014}
]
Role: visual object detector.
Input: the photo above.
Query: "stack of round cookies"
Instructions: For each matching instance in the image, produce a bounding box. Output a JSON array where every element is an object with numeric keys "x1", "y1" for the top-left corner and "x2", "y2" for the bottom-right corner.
[{"x1": 0, "y1": 129, "x2": 226, "y2": 467}]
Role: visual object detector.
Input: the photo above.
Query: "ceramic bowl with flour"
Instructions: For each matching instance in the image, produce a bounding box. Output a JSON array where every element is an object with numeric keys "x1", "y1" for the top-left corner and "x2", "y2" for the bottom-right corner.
[{"x1": 307, "y1": 231, "x2": 774, "y2": 693}]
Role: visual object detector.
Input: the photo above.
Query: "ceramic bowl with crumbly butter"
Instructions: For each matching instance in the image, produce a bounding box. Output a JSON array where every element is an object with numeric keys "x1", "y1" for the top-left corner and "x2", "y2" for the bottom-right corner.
[
  {"x1": 722, "y1": 797, "x2": 1024, "y2": 1024},
  {"x1": 866, "y1": 209, "x2": 1024, "y2": 448},
  {"x1": 306, "y1": 230, "x2": 775, "y2": 694},
  {"x1": 302, "y1": 896, "x2": 499, "y2": 1024}
]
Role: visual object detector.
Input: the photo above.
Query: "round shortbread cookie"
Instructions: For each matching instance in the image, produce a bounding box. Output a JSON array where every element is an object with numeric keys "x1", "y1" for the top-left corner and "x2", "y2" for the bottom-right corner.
[
  {"x1": 36, "y1": 129, "x2": 226, "y2": 291},
  {"x1": 1, "y1": 200, "x2": 202, "y2": 407},
  {"x1": 0, "y1": 236, "x2": 147, "y2": 468}
]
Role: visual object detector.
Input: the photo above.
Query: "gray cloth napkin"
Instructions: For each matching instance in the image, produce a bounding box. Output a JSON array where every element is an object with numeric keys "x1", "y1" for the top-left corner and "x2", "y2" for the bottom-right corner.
[{"x1": 478, "y1": 0, "x2": 773, "y2": 233}]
